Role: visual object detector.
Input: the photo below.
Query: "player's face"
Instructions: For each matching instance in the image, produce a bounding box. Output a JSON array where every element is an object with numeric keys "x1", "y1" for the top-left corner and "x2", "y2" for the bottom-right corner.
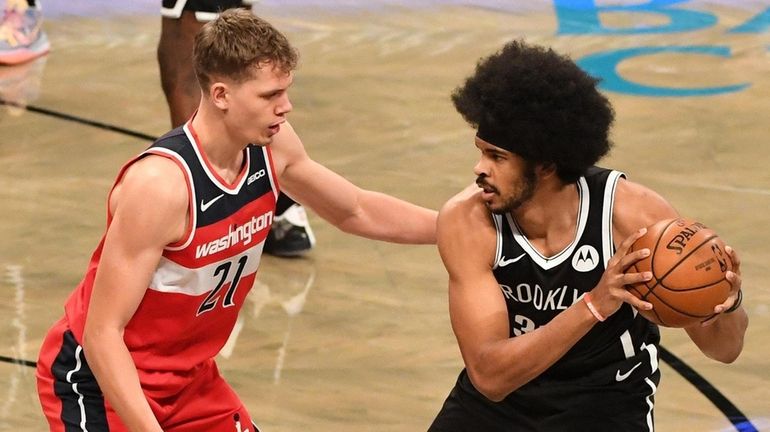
[
  {"x1": 473, "y1": 137, "x2": 537, "y2": 214},
  {"x1": 225, "y1": 63, "x2": 294, "y2": 146}
]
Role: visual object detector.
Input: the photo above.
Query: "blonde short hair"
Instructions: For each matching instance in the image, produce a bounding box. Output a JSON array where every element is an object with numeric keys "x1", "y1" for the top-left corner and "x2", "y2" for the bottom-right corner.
[{"x1": 193, "y1": 8, "x2": 299, "y2": 89}]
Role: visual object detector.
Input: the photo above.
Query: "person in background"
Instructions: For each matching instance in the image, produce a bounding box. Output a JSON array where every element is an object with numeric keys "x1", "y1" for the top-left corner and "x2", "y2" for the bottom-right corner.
[{"x1": 0, "y1": 0, "x2": 49, "y2": 65}]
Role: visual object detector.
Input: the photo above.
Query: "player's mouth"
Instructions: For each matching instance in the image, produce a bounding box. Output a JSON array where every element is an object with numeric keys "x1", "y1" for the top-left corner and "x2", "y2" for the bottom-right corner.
[
  {"x1": 476, "y1": 180, "x2": 497, "y2": 200},
  {"x1": 268, "y1": 121, "x2": 284, "y2": 135}
]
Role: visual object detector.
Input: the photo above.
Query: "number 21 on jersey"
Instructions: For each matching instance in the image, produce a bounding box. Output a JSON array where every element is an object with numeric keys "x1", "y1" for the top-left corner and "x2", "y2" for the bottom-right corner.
[{"x1": 197, "y1": 255, "x2": 249, "y2": 315}]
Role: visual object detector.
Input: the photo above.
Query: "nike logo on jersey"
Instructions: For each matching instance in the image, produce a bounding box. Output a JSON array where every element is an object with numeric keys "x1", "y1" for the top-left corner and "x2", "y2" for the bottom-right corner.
[
  {"x1": 201, "y1": 194, "x2": 225, "y2": 212},
  {"x1": 615, "y1": 361, "x2": 642, "y2": 382},
  {"x1": 498, "y1": 253, "x2": 527, "y2": 267}
]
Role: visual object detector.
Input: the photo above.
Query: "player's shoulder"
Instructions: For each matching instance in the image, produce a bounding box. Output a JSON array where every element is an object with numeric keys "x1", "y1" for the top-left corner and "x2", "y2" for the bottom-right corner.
[
  {"x1": 614, "y1": 177, "x2": 669, "y2": 210},
  {"x1": 613, "y1": 177, "x2": 678, "y2": 237},
  {"x1": 119, "y1": 155, "x2": 188, "y2": 206},
  {"x1": 437, "y1": 185, "x2": 497, "y2": 267},
  {"x1": 127, "y1": 153, "x2": 185, "y2": 181},
  {"x1": 438, "y1": 184, "x2": 495, "y2": 235},
  {"x1": 440, "y1": 184, "x2": 486, "y2": 218}
]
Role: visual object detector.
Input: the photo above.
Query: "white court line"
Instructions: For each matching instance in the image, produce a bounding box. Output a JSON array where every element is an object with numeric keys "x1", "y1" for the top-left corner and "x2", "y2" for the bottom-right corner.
[
  {"x1": 274, "y1": 269, "x2": 316, "y2": 384},
  {"x1": 0, "y1": 265, "x2": 27, "y2": 421},
  {"x1": 660, "y1": 179, "x2": 770, "y2": 196}
]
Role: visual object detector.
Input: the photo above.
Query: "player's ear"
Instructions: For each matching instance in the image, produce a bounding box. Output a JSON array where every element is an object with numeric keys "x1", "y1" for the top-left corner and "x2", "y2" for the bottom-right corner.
[
  {"x1": 536, "y1": 163, "x2": 557, "y2": 179},
  {"x1": 210, "y1": 81, "x2": 230, "y2": 109}
]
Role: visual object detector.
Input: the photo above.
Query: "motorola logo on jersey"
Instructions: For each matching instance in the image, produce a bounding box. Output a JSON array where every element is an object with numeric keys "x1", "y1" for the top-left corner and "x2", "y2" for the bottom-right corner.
[
  {"x1": 572, "y1": 245, "x2": 600, "y2": 272},
  {"x1": 195, "y1": 211, "x2": 274, "y2": 258}
]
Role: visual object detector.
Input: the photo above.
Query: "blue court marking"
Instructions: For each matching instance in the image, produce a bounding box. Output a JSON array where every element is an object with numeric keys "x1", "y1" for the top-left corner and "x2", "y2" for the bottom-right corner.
[{"x1": 577, "y1": 46, "x2": 751, "y2": 97}]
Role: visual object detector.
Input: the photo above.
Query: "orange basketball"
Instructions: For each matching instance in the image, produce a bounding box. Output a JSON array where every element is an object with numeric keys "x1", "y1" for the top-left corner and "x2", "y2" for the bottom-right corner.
[{"x1": 627, "y1": 217, "x2": 732, "y2": 328}]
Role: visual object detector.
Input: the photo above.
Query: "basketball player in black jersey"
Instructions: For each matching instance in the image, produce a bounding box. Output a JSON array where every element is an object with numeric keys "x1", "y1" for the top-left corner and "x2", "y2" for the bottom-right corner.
[
  {"x1": 428, "y1": 40, "x2": 748, "y2": 431},
  {"x1": 160, "y1": 0, "x2": 315, "y2": 257}
]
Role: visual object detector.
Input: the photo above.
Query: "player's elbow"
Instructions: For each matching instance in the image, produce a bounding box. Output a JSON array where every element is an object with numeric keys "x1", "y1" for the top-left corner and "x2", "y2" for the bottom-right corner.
[
  {"x1": 466, "y1": 366, "x2": 513, "y2": 402},
  {"x1": 81, "y1": 322, "x2": 119, "y2": 359},
  {"x1": 702, "y1": 314, "x2": 748, "y2": 364},
  {"x1": 81, "y1": 324, "x2": 102, "y2": 357},
  {"x1": 706, "y1": 339, "x2": 744, "y2": 364}
]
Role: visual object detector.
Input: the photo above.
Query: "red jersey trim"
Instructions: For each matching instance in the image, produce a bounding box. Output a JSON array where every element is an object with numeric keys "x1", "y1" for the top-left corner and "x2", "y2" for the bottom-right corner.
[
  {"x1": 185, "y1": 121, "x2": 249, "y2": 193},
  {"x1": 103, "y1": 152, "x2": 195, "y2": 253},
  {"x1": 143, "y1": 148, "x2": 196, "y2": 251},
  {"x1": 262, "y1": 145, "x2": 280, "y2": 202}
]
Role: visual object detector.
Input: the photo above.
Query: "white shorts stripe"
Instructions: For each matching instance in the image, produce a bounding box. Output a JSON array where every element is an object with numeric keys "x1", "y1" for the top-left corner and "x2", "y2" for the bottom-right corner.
[
  {"x1": 643, "y1": 376, "x2": 658, "y2": 432},
  {"x1": 65, "y1": 345, "x2": 89, "y2": 432},
  {"x1": 160, "y1": 0, "x2": 188, "y2": 19},
  {"x1": 619, "y1": 329, "x2": 635, "y2": 358}
]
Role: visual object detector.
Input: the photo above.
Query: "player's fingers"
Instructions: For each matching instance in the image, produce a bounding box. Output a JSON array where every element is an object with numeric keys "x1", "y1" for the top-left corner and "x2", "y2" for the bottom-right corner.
[
  {"x1": 726, "y1": 270, "x2": 742, "y2": 292},
  {"x1": 617, "y1": 248, "x2": 650, "y2": 272},
  {"x1": 621, "y1": 270, "x2": 652, "y2": 287},
  {"x1": 713, "y1": 300, "x2": 730, "y2": 314},
  {"x1": 713, "y1": 288, "x2": 741, "y2": 314},
  {"x1": 608, "y1": 228, "x2": 648, "y2": 268},
  {"x1": 617, "y1": 227, "x2": 647, "y2": 256},
  {"x1": 726, "y1": 246, "x2": 741, "y2": 274},
  {"x1": 623, "y1": 293, "x2": 653, "y2": 311}
]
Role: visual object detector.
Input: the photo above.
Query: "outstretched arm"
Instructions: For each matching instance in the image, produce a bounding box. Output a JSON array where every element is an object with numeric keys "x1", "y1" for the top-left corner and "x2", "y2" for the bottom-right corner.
[
  {"x1": 269, "y1": 122, "x2": 437, "y2": 244},
  {"x1": 82, "y1": 156, "x2": 188, "y2": 432}
]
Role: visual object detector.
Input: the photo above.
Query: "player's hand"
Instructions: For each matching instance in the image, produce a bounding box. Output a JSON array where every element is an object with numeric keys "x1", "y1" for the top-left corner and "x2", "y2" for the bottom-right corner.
[
  {"x1": 589, "y1": 228, "x2": 654, "y2": 318},
  {"x1": 700, "y1": 246, "x2": 742, "y2": 327}
]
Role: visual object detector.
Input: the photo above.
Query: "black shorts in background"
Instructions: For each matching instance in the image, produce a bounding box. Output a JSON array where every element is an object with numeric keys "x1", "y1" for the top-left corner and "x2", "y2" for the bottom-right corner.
[{"x1": 161, "y1": 0, "x2": 257, "y2": 21}]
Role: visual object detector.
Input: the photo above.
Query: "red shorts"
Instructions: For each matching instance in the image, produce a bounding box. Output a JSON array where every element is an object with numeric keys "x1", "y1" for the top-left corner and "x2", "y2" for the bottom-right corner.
[{"x1": 36, "y1": 317, "x2": 259, "y2": 432}]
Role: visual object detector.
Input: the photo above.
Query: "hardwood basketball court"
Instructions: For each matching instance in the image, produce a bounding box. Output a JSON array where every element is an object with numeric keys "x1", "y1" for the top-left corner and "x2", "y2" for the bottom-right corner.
[{"x1": 1, "y1": 1, "x2": 768, "y2": 430}]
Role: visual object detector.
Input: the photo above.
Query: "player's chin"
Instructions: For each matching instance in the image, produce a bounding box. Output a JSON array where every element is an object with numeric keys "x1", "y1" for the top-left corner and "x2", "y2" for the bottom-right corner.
[
  {"x1": 485, "y1": 200, "x2": 507, "y2": 215},
  {"x1": 251, "y1": 132, "x2": 273, "y2": 146}
]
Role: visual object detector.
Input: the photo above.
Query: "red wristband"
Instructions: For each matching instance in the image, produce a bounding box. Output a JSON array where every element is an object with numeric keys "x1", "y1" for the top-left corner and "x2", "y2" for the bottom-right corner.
[{"x1": 583, "y1": 293, "x2": 606, "y2": 322}]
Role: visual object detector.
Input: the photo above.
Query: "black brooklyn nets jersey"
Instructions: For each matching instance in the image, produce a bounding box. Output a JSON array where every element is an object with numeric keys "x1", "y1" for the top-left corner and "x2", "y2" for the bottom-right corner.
[
  {"x1": 490, "y1": 167, "x2": 659, "y2": 379},
  {"x1": 431, "y1": 167, "x2": 661, "y2": 432}
]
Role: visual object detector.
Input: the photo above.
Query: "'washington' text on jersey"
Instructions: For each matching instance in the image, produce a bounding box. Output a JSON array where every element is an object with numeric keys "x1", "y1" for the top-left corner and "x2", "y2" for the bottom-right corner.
[{"x1": 195, "y1": 211, "x2": 274, "y2": 258}]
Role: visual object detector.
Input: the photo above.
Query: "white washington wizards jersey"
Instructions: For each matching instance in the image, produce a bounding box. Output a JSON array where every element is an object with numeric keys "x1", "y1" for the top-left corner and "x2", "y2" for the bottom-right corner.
[
  {"x1": 489, "y1": 167, "x2": 659, "y2": 379},
  {"x1": 64, "y1": 122, "x2": 278, "y2": 388}
]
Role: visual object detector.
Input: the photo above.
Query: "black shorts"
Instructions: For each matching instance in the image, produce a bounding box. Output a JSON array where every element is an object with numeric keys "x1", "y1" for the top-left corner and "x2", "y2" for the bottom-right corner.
[
  {"x1": 429, "y1": 364, "x2": 660, "y2": 432},
  {"x1": 161, "y1": 0, "x2": 257, "y2": 21}
]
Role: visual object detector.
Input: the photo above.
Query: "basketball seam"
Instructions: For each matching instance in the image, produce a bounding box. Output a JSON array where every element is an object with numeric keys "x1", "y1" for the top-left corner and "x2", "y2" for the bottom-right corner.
[
  {"x1": 637, "y1": 220, "x2": 725, "y2": 326},
  {"x1": 642, "y1": 286, "x2": 722, "y2": 319},
  {"x1": 654, "y1": 233, "x2": 719, "y2": 286},
  {"x1": 650, "y1": 219, "x2": 679, "y2": 281},
  {"x1": 652, "y1": 232, "x2": 723, "y2": 325},
  {"x1": 660, "y1": 276, "x2": 728, "y2": 292},
  {"x1": 644, "y1": 219, "x2": 680, "y2": 301}
]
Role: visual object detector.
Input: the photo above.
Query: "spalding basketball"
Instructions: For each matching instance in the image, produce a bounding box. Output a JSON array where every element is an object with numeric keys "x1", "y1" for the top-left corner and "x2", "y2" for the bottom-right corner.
[{"x1": 627, "y1": 218, "x2": 732, "y2": 328}]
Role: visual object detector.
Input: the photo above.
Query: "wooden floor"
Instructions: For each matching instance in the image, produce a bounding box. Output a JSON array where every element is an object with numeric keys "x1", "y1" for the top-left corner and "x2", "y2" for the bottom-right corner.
[{"x1": 1, "y1": 1, "x2": 768, "y2": 431}]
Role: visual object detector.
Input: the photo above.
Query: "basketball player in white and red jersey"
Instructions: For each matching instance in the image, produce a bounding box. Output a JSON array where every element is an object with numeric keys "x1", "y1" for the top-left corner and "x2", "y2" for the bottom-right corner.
[
  {"x1": 428, "y1": 41, "x2": 748, "y2": 431},
  {"x1": 35, "y1": 9, "x2": 437, "y2": 432}
]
